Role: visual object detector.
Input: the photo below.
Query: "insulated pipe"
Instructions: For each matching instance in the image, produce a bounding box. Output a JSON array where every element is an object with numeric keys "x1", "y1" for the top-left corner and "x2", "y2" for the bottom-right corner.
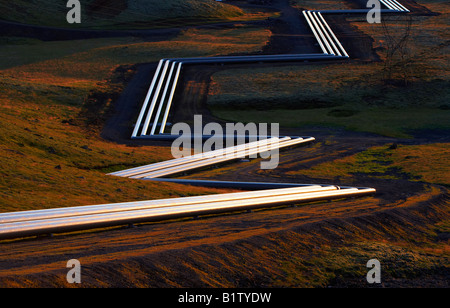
[
  {"x1": 0, "y1": 188, "x2": 375, "y2": 240},
  {"x1": 1, "y1": 0, "x2": 413, "y2": 240},
  {"x1": 121, "y1": 137, "x2": 315, "y2": 179},
  {"x1": 303, "y1": 10, "x2": 329, "y2": 54},
  {"x1": 141, "y1": 60, "x2": 171, "y2": 136},
  {"x1": 307, "y1": 10, "x2": 334, "y2": 55},
  {"x1": 311, "y1": 9, "x2": 403, "y2": 14},
  {"x1": 132, "y1": 1, "x2": 408, "y2": 138},
  {"x1": 385, "y1": 0, "x2": 405, "y2": 11},
  {"x1": 133, "y1": 137, "x2": 314, "y2": 179},
  {"x1": 160, "y1": 62, "x2": 182, "y2": 134},
  {"x1": 145, "y1": 179, "x2": 333, "y2": 190},
  {"x1": 150, "y1": 61, "x2": 177, "y2": 135},
  {"x1": 310, "y1": 11, "x2": 340, "y2": 56},
  {"x1": 167, "y1": 53, "x2": 334, "y2": 63},
  {"x1": 109, "y1": 137, "x2": 286, "y2": 178},
  {"x1": 0, "y1": 185, "x2": 336, "y2": 224},
  {"x1": 379, "y1": 0, "x2": 396, "y2": 10},
  {"x1": 178, "y1": 54, "x2": 342, "y2": 65},
  {"x1": 111, "y1": 136, "x2": 286, "y2": 174},
  {"x1": 128, "y1": 139, "x2": 291, "y2": 179},
  {"x1": 131, "y1": 59, "x2": 164, "y2": 138},
  {"x1": 313, "y1": 12, "x2": 341, "y2": 56},
  {"x1": 390, "y1": 0, "x2": 409, "y2": 12},
  {"x1": 317, "y1": 12, "x2": 349, "y2": 58},
  {"x1": 133, "y1": 134, "x2": 288, "y2": 140},
  {"x1": 118, "y1": 137, "x2": 289, "y2": 177},
  {"x1": 109, "y1": 138, "x2": 275, "y2": 177}
]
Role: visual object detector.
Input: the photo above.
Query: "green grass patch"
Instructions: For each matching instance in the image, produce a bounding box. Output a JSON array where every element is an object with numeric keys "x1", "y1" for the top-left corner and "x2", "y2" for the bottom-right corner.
[
  {"x1": 208, "y1": 65, "x2": 449, "y2": 138},
  {"x1": 287, "y1": 143, "x2": 450, "y2": 185}
]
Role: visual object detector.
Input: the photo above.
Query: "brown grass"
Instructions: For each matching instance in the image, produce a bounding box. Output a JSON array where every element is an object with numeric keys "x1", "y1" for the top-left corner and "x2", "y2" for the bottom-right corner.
[{"x1": 0, "y1": 183, "x2": 447, "y2": 287}]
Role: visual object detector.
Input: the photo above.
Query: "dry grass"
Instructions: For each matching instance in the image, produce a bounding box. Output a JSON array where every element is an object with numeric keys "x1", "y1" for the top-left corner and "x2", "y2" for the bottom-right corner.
[
  {"x1": 349, "y1": 0, "x2": 450, "y2": 81},
  {"x1": 0, "y1": 25, "x2": 271, "y2": 212},
  {"x1": 0, "y1": 0, "x2": 247, "y2": 29},
  {"x1": 1, "y1": 26, "x2": 271, "y2": 83},
  {"x1": 290, "y1": 0, "x2": 350, "y2": 10}
]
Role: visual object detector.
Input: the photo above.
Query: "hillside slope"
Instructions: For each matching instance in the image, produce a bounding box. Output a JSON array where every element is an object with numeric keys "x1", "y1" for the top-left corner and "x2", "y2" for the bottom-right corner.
[{"x1": 0, "y1": 0, "x2": 244, "y2": 29}]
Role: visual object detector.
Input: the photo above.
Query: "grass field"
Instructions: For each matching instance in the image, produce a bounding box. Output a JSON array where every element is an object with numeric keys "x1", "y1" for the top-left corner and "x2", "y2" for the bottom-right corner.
[
  {"x1": 207, "y1": 0, "x2": 450, "y2": 138},
  {"x1": 290, "y1": 0, "x2": 350, "y2": 10},
  {"x1": 286, "y1": 143, "x2": 450, "y2": 186},
  {"x1": 0, "y1": 25, "x2": 271, "y2": 213},
  {"x1": 0, "y1": 0, "x2": 250, "y2": 29}
]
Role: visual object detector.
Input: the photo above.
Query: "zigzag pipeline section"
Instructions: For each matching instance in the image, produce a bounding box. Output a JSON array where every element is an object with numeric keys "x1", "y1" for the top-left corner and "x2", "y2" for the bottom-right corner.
[
  {"x1": 0, "y1": 1, "x2": 410, "y2": 240},
  {"x1": 130, "y1": 1, "x2": 408, "y2": 139}
]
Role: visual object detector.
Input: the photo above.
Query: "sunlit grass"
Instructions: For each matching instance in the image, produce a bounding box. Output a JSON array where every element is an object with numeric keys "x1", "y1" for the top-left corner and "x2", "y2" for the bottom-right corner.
[
  {"x1": 0, "y1": 25, "x2": 271, "y2": 212},
  {"x1": 1, "y1": 26, "x2": 271, "y2": 84},
  {"x1": 0, "y1": 105, "x2": 236, "y2": 213},
  {"x1": 275, "y1": 239, "x2": 448, "y2": 287}
]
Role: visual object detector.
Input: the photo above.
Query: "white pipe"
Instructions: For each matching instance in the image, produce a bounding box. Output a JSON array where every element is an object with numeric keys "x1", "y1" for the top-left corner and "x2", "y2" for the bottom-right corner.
[
  {"x1": 390, "y1": 0, "x2": 409, "y2": 12},
  {"x1": 160, "y1": 62, "x2": 182, "y2": 134},
  {"x1": 129, "y1": 142, "x2": 288, "y2": 178},
  {"x1": 1, "y1": 0, "x2": 411, "y2": 239},
  {"x1": 310, "y1": 11, "x2": 340, "y2": 56},
  {"x1": 0, "y1": 188, "x2": 375, "y2": 239},
  {"x1": 131, "y1": 59, "x2": 164, "y2": 138},
  {"x1": 307, "y1": 11, "x2": 334, "y2": 55},
  {"x1": 141, "y1": 60, "x2": 171, "y2": 136},
  {"x1": 0, "y1": 185, "x2": 334, "y2": 224},
  {"x1": 110, "y1": 137, "x2": 286, "y2": 177},
  {"x1": 385, "y1": 0, "x2": 404, "y2": 11},
  {"x1": 379, "y1": 0, "x2": 395, "y2": 10},
  {"x1": 317, "y1": 12, "x2": 349, "y2": 58},
  {"x1": 303, "y1": 10, "x2": 329, "y2": 54},
  {"x1": 133, "y1": 137, "x2": 313, "y2": 179},
  {"x1": 150, "y1": 61, "x2": 177, "y2": 135}
]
